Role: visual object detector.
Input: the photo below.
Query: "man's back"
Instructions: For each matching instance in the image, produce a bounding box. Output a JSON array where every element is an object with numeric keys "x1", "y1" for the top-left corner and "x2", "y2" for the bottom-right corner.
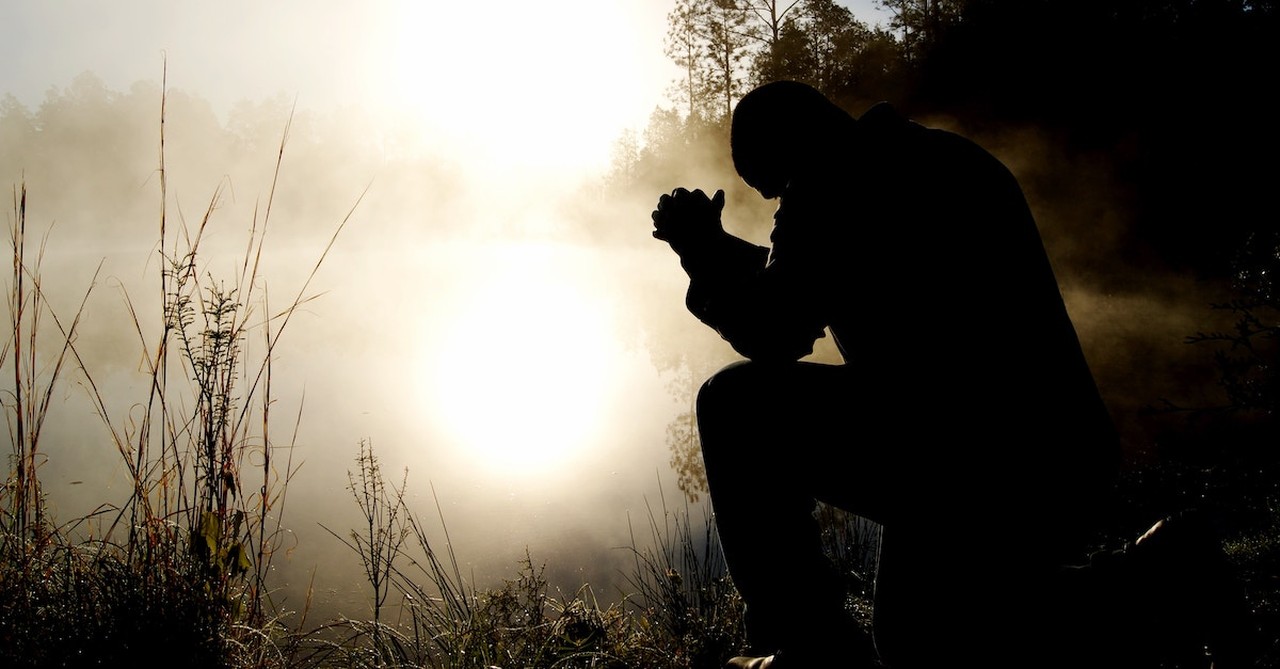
[{"x1": 772, "y1": 103, "x2": 1118, "y2": 551}]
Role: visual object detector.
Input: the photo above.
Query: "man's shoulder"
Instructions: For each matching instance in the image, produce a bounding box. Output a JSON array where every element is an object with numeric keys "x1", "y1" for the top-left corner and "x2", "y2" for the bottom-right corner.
[
  {"x1": 859, "y1": 102, "x2": 1006, "y2": 173},
  {"x1": 854, "y1": 102, "x2": 931, "y2": 157},
  {"x1": 857, "y1": 102, "x2": 974, "y2": 145},
  {"x1": 857, "y1": 101, "x2": 905, "y2": 126}
]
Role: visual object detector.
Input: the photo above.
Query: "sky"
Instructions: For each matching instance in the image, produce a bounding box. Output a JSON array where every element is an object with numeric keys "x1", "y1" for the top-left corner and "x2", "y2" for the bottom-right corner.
[{"x1": 0, "y1": 0, "x2": 891, "y2": 617}]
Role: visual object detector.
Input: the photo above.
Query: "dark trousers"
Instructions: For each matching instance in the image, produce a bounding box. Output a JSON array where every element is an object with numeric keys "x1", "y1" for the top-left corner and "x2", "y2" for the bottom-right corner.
[{"x1": 696, "y1": 360, "x2": 1111, "y2": 668}]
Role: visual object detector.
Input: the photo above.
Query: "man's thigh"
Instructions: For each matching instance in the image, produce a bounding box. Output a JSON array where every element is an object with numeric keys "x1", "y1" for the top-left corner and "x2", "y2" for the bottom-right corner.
[{"x1": 698, "y1": 360, "x2": 906, "y2": 522}]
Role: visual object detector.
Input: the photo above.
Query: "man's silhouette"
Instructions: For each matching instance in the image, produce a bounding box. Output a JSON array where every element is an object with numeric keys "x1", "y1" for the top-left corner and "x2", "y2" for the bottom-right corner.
[{"x1": 651, "y1": 81, "x2": 1124, "y2": 668}]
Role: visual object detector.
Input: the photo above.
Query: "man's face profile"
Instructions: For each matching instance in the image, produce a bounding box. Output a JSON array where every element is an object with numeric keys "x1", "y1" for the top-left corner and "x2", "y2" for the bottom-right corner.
[{"x1": 733, "y1": 140, "x2": 789, "y2": 200}]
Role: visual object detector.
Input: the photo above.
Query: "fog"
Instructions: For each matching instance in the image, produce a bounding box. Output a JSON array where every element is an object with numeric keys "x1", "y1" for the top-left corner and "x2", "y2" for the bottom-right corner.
[{"x1": 0, "y1": 0, "x2": 1225, "y2": 626}]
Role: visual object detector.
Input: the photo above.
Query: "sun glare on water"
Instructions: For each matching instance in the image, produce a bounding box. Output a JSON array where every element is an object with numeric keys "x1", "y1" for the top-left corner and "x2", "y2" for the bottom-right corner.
[
  {"x1": 382, "y1": 0, "x2": 662, "y2": 478},
  {"x1": 419, "y1": 242, "x2": 619, "y2": 477}
]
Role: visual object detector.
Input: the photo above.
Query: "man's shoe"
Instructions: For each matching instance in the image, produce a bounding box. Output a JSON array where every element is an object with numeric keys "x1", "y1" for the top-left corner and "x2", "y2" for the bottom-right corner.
[
  {"x1": 725, "y1": 649, "x2": 872, "y2": 669},
  {"x1": 725, "y1": 656, "x2": 776, "y2": 669}
]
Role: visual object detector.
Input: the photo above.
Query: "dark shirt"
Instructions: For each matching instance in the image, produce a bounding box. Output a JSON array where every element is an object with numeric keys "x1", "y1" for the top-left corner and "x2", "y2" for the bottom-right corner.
[{"x1": 681, "y1": 102, "x2": 1119, "y2": 544}]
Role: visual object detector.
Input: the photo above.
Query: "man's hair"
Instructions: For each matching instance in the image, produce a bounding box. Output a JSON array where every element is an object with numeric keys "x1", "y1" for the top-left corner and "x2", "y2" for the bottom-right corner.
[{"x1": 730, "y1": 81, "x2": 853, "y2": 181}]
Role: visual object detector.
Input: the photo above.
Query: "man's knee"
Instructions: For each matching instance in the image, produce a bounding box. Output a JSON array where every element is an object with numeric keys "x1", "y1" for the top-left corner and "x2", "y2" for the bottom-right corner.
[
  {"x1": 696, "y1": 360, "x2": 771, "y2": 422},
  {"x1": 694, "y1": 361, "x2": 772, "y2": 457},
  {"x1": 696, "y1": 360, "x2": 844, "y2": 437}
]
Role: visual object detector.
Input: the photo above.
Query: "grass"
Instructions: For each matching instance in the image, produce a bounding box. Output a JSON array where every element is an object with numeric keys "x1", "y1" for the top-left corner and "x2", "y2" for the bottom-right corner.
[
  {"x1": 620, "y1": 488, "x2": 747, "y2": 669},
  {"x1": 298, "y1": 442, "x2": 753, "y2": 669},
  {"x1": 291, "y1": 443, "x2": 882, "y2": 669},
  {"x1": 0, "y1": 175, "x2": 275, "y2": 667}
]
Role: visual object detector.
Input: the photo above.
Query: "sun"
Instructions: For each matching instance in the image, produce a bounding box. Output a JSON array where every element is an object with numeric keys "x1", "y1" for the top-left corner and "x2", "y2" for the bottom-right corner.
[
  {"x1": 382, "y1": 0, "x2": 666, "y2": 174},
  {"x1": 418, "y1": 241, "x2": 619, "y2": 477}
]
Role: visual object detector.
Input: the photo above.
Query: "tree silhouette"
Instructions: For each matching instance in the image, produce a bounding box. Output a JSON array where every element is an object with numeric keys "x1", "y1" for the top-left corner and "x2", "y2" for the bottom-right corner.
[{"x1": 875, "y1": 0, "x2": 962, "y2": 60}]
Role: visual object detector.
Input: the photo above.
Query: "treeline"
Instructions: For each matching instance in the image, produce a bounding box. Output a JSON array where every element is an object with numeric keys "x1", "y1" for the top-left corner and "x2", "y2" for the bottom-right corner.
[{"x1": 0, "y1": 72, "x2": 465, "y2": 248}]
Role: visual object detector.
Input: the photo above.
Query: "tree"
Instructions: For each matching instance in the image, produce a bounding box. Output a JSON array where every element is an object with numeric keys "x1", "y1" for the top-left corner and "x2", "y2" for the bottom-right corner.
[
  {"x1": 741, "y1": 0, "x2": 805, "y2": 46},
  {"x1": 738, "y1": 0, "x2": 809, "y2": 86},
  {"x1": 604, "y1": 128, "x2": 639, "y2": 191},
  {"x1": 876, "y1": 0, "x2": 964, "y2": 60},
  {"x1": 803, "y1": 0, "x2": 871, "y2": 92},
  {"x1": 665, "y1": 0, "x2": 709, "y2": 121},
  {"x1": 746, "y1": 0, "x2": 902, "y2": 108},
  {"x1": 700, "y1": 0, "x2": 754, "y2": 121},
  {"x1": 749, "y1": 10, "x2": 819, "y2": 85},
  {"x1": 0, "y1": 95, "x2": 35, "y2": 151},
  {"x1": 664, "y1": 0, "x2": 759, "y2": 125}
]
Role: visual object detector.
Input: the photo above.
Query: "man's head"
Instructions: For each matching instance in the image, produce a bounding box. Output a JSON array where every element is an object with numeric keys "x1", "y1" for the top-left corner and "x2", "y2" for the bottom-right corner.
[{"x1": 731, "y1": 81, "x2": 855, "y2": 199}]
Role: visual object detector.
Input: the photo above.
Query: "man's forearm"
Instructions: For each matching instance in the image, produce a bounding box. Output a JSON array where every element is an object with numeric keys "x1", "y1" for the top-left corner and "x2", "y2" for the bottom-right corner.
[
  {"x1": 679, "y1": 231, "x2": 765, "y2": 339},
  {"x1": 675, "y1": 230, "x2": 769, "y2": 282},
  {"x1": 680, "y1": 233, "x2": 826, "y2": 363}
]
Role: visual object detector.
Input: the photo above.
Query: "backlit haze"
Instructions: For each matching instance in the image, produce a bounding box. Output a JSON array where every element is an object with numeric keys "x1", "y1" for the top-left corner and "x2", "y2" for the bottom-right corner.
[{"x1": 0, "y1": 0, "x2": 888, "y2": 616}]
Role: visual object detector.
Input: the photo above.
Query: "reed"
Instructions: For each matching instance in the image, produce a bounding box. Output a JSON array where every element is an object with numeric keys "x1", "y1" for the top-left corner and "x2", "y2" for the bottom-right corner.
[{"x1": 0, "y1": 66, "x2": 355, "y2": 668}]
